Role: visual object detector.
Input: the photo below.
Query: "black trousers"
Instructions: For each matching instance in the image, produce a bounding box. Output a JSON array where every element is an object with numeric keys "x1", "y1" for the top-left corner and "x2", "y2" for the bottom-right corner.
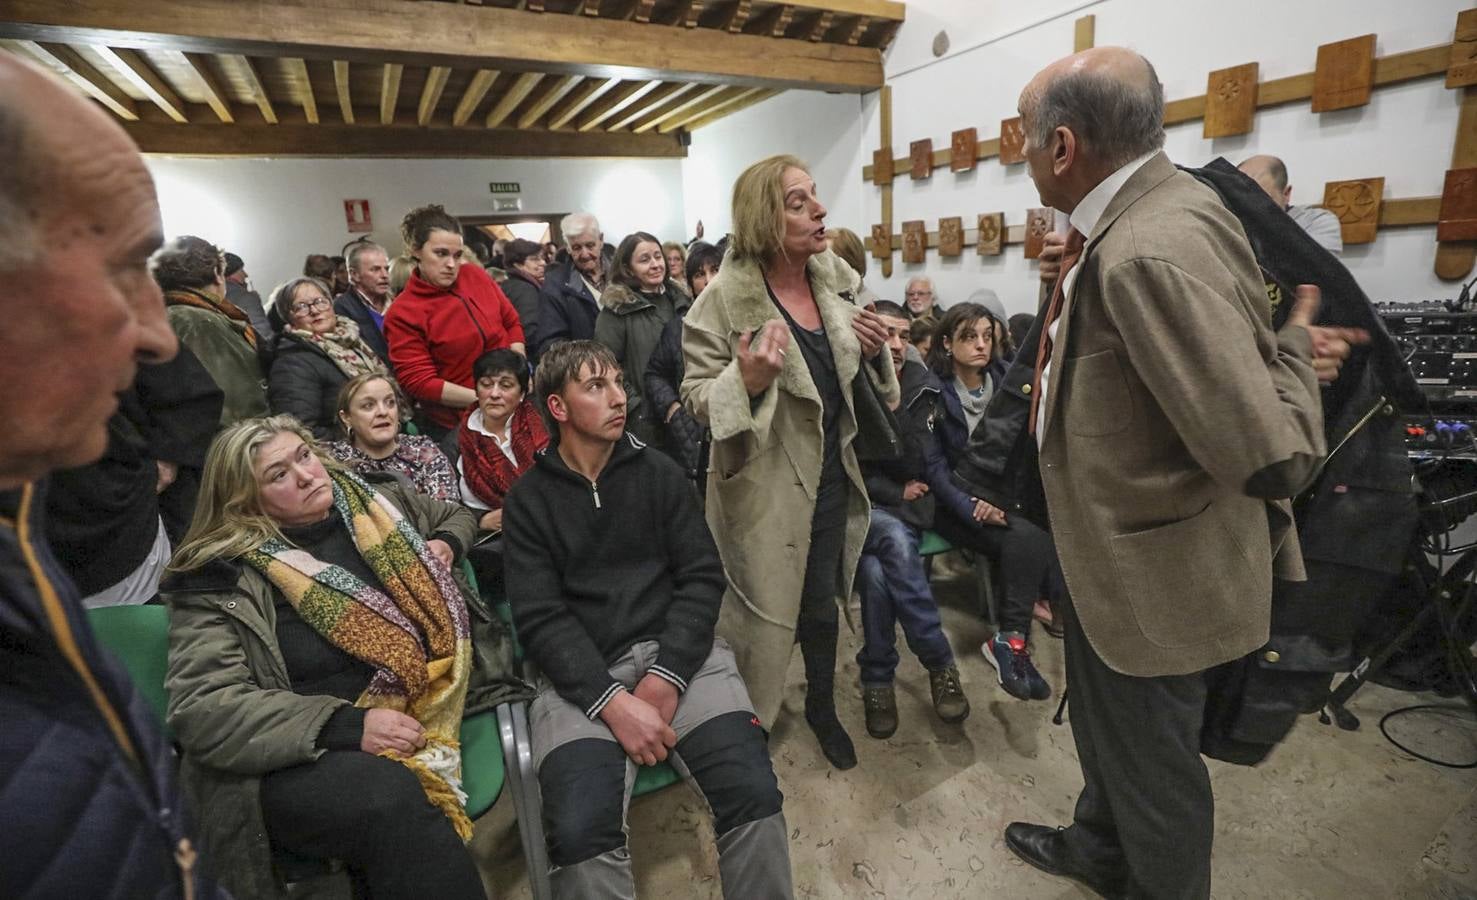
[
  {"x1": 932, "y1": 509, "x2": 1062, "y2": 636},
  {"x1": 795, "y1": 477, "x2": 850, "y2": 696},
  {"x1": 260, "y1": 751, "x2": 486, "y2": 900},
  {"x1": 1059, "y1": 594, "x2": 1213, "y2": 900}
]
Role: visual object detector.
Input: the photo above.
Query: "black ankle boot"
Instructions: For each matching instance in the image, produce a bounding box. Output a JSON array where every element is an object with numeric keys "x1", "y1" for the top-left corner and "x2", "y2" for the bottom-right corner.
[{"x1": 804, "y1": 692, "x2": 857, "y2": 770}]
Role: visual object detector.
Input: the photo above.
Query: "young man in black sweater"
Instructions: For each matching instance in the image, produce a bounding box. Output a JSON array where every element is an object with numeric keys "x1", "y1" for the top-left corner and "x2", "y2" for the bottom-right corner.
[{"x1": 503, "y1": 340, "x2": 793, "y2": 900}]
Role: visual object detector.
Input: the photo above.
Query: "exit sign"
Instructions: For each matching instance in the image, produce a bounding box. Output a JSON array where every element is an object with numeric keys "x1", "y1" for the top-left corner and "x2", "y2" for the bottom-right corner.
[{"x1": 488, "y1": 182, "x2": 521, "y2": 194}]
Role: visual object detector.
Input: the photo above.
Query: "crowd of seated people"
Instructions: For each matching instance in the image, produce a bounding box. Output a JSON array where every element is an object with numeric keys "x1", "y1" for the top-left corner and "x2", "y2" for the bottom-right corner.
[{"x1": 49, "y1": 144, "x2": 1082, "y2": 898}]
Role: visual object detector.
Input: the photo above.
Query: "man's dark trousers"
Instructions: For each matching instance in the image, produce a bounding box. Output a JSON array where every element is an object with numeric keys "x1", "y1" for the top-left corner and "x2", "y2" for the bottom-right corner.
[{"x1": 1059, "y1": 592, "x2": 1213, "y2": 900}]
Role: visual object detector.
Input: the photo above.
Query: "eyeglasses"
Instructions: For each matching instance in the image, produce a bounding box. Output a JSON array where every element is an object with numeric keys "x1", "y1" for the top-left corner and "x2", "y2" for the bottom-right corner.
[{"x1": 290, "y1": 297, "x2": 332, "y2": 316}]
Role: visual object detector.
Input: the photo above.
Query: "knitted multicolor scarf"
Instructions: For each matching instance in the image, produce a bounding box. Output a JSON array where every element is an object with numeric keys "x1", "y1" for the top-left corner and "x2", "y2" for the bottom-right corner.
[
  {"x1": 285, "y1": 316, "x2": 385, "y2": 381},
  {"x1": 242, "y1": 469, "x2": 475, "y2": 839},
  {"x1": 163, "y1": 287, "x2": 258, "y2": 349}
]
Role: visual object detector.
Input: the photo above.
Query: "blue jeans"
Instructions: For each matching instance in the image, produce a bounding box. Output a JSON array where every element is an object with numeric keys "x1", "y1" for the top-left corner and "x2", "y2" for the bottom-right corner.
[{"x1": 855, "y1": 508, "x2": 956, "y2": 685}]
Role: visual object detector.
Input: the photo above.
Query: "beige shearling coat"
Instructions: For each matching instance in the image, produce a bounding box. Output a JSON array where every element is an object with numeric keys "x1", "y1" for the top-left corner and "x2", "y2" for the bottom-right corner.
[{"x1": 680, "y1": 249, "x2": 899, "y2": 725}]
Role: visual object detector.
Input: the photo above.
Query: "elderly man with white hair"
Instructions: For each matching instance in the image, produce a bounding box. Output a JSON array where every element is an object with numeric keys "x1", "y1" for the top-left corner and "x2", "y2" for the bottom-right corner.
[
  {"x1": 903, "y1": 275, "x2": 943, "y2": 320},
  {"x1": 536, "y1": 211, "x2": 614, "y2": 359}
]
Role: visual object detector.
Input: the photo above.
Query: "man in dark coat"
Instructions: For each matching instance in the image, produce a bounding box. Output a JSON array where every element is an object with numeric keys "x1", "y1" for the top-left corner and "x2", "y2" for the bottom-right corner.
[
  {"x1": 536, "y1": 211, "x2": 615, "y2": 358},
  {"x1": 334, "y1": 240, "x2": 393, "y2": 366},
  {"x1": 0, "y1": 54, "x2": 224, "y2": 899}
]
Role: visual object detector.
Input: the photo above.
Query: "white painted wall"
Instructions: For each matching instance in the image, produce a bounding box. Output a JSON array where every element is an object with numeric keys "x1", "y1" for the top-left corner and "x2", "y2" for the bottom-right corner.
[
  {"x1": 144, "y1": 156, "x2": 687, "y2": 296},
  {"x1": 684, "y1": 0, "x2": 1470, "y2": 316},
  {"x1": 680, "y1": 88, "x2": 867, "y2": 246}
]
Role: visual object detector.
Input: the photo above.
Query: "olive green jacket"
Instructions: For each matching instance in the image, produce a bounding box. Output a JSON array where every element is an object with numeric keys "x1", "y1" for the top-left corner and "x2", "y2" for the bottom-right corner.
[
  {"x1": 594, "y1": 279, "x2": 691, "y2": 441},
  {"x1": 161, "y1": 473, "x2": 525, "y2": 899}
]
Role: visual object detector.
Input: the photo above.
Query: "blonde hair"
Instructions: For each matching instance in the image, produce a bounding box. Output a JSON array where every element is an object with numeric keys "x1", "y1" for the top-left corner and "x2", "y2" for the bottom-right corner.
[
  {"x1": 169, "y1": 415, "x2": 341, "y2": 572},
  {"x1": 661, "y1": 241, "x2": 687, "y2": 268},
  {"x1": 335, "y1": 371, "x2": 410, "y2": 438},
  {"x1": 389, "y1": 254, "x2": 414, "y2": 297},
  {"x1": 827, "y1": 227, "x2": 866, "y2": 280},
  {"x1": 730, "y1": 154, "x2": 808, "y2": 265}
]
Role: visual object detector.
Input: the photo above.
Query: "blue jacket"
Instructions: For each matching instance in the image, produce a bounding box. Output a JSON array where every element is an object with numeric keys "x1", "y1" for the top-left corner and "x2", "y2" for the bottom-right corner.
[
  {"x1": 535, "y1": 254, "x2": 612, "y2": 359},
  {"x1": 933, "y1": 361, "x2": 1006, "y2": 468},
  {"x1": 0, "y1": 482, "x2": 223, "y2": 899},
  {"x1": 333, "y1": 288, "x2": 392, "y2": 366}
]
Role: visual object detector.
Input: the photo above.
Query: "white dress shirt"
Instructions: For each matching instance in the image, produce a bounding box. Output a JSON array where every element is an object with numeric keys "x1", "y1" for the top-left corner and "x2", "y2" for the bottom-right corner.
[{"x1": 1037, "y1": 150, "x2": 1161, "y2": 444}]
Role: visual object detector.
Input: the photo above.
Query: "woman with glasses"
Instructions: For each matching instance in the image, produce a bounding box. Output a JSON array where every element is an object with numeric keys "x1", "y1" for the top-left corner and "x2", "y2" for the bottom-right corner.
[{"x1": 267, "y1": 276, "x2": 387, "y2": 440}]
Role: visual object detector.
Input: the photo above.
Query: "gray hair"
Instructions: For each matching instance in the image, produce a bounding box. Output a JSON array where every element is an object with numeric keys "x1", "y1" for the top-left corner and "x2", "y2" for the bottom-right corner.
[
  {"x1": 1026, "y1": 54, "x2": 1165, "y2": 170},
  {"x1": 271, "y1": 276, "x2": 333, "y2": 322},
  {"x1": 345, "y1": 240, "x2": 386, "y2": 273},
  {"x1": 560, "y1": 212, "x2": 601, "y2": 243},
  {"x1": 0, "y1": 104, "x2": 42, "y2": 272},
  {"x1": 905, "y1": 276, "x2": 936, "y2": 296}
]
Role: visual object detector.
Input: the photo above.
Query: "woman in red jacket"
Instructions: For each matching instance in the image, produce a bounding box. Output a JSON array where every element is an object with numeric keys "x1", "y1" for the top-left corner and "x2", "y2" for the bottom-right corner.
[{"x1": 385, "y1": 204, "x2": 526, "y2": 439}]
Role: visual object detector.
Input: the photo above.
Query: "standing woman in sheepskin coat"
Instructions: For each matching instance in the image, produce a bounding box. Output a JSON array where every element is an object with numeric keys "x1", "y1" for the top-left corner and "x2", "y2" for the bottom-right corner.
[{"x1": 681, "y1": 155, "x2": 898, "y2": 769}]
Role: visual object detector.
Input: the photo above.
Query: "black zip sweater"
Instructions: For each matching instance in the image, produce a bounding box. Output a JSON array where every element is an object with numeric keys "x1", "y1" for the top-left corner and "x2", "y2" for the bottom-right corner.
[{"x1": 502, "y1": 434, "x2": 725, "y2": 719}]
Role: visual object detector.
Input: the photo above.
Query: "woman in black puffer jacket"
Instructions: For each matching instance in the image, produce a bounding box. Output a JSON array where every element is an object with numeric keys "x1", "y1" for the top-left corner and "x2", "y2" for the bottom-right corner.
[
  {"x1": 267, "y1": 276, "x2": 386, "y2": 440},
  {"x1": 644, "y1": 242, "x2": 723, "y2": 490}
]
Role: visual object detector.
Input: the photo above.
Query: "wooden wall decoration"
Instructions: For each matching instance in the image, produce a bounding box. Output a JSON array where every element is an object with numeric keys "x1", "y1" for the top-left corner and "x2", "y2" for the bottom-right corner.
[
  {"x1": 1438, "y1": 168, "x2": 1477, "y2": 241},
  {"x1": 1323, "y1": 177, "x2": 1385, "y2": 244},
  {"x1": 1204, "y1": 63, "x2": 1259, "y2": 138},
  {"x1": 977, "y1": 213, "x2": 1004, "y2": 256},
  {"x1": 1024, "y1": 209, "x2": 1052, "y2": 259},
  {"x1": 999, "y1": 117, "x2": 1026, "y2": 165},
  {"x1": 1449, "y1": 8, "x2": 1477, "y2": 88},
  {"x1": 870, "y1": 223, "x2": 892, "y2": 260},
  {"x1": 902, "y1": 220, "x2": 927, "y2": 263},
  {"x1": 1313, "y1": 34, "x2": 1376, "y2": 112},
  {"x1": 910, "y1": 139, "x2": 933, "y2": 180},
  {"x1": 872, "y1": 148, "x2": 893, "y2": 187},
  {"x1": 938, "y1": 216, "x2": 964, "y2": 256},
  {"x1": 950, "y1": 127, "x2": 978, "y2": 173}
]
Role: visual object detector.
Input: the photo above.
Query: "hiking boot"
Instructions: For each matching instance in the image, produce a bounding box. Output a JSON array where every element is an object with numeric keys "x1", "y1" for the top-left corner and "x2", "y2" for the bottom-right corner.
[
  {"x1": 983, "y1": 632, "x2": 1052, "y2": 701},
  {"x1": 862, "y1": 683, "x2": 899, "y2": 738},
  {"x1": 928, "y1": 666, "x2": 971, "y2": 723}
]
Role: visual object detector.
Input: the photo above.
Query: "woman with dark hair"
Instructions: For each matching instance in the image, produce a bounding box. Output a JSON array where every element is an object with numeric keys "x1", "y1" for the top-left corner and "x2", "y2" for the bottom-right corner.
[
  {"x1": 924, "y1": 302, "x2": 1061, "y2": 701},
  {"x1": 384, "y1": 204, "x2": 525, "y2": 441},
  {"x1": 682, "y1": 155, "x2": 896, "y2": 769},
  {"x1": 593, "y1": 231, "x2": 691, "y2": 445},
  {"x1": 454, "y1": 349, "x2": 548, "y2": 532},
  {"x1": 151, "y1": 234, "x2": 269, "y2": 427},
  {"x1": 500, "y1": 238, "x2": 547, "y2": 356},
  {"x1": 645, "y1": 241, "x2": 723, "y2": 484},
  {"x1": 326, "y1": 372, "x2": 459, "y2": 502},
  {"x1": 266, "y1": 275, "x2": 386, "y2": 440}
]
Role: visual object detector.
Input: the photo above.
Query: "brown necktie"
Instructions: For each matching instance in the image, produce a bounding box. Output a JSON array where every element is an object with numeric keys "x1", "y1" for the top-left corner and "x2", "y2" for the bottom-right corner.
[{"x1": 1027, "y1": 227, "x2": 1086, "y2": 436}]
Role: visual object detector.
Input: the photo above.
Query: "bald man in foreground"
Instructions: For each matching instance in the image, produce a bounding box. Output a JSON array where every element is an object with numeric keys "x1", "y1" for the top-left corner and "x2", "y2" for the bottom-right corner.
[
  {"x1": 955, "y1": 49, "x2": 1327, "y2": 898},
  {"x1": 0, "y1": 55, "x2": 222, "y2": 898}
]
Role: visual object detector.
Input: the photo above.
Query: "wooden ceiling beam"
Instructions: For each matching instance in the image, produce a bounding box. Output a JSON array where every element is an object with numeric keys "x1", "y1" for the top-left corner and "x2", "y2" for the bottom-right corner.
[
  {"x1": 516, "y1": 73, "x2": 582, "y2": 128},
  {"x1": 0, "y1": 0, "x2": 884, "y2": 92},
  {"x1": 659, "y1": 84, "x2": 754, "y2": 131},
  {"x1": 379, "y1": 62, "x2": 402, "y2": 124},
  {"x1": 576, "y1": 79, "x2": 659, "y2": 131},
  {"x1": 224, "y1": 53, "x2": 277, "y2": 123},
  {"x1": 120, "y1": 120, "x2": 687, "y2": 158},
  {"x1": 333, "y1": 59, "x2": 353, "y2": 123},
  {"x1": 418, "y1": 65, "x2": 451, "y2": 125},
  {"x1": 283, "y1": 57, "x2": 318, "y2": 124},
  {"x1": 178, "y1": 51, "x2": 233, "y2": 122},
  {"x1": 628, "y1": 82, "x2": 724, "y2": 132},
  {"x1": 92, "y1": 45, "x2": 188, "y2": 122},
  {"x1": 485, "y1": 71, "x2": 544, "y2": 127},
  {"x1": 3, "y1": 39, "x2": 139, "y2": 120},
  {"x1": 685, "y1": 86, "x2": 775, "y2": 129},
  {"x1": 605, "y1": 81, "x2": 694, "y2": 130},
  {"x1": 452, "y1": 68, "x2": 499, "y2": 126},
  {"x1": 743, "y1": 4, "x2": 791, "y2": 37},
  {"x1": 547, "y1": 77, "x2": 618, "y2": 129}
]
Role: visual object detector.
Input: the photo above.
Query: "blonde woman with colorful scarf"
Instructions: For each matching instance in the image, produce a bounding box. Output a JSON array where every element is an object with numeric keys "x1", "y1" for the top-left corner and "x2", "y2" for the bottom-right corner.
[
  {"x1": 267, "y1": 276, "x2": 387, "y2": 441},
  {"x1": 161, "y1": 415, "x2": 487, "y2": 900}
]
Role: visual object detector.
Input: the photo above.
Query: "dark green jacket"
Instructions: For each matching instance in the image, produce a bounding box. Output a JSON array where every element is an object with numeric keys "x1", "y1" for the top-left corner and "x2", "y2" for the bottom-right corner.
[
  {"x1": 165, "y1": 294, "x2": 269, "y2": 427},
  {"x1": 593, "y1": 279, "x2": 691, "y2": 441},
  {"x1": 161, "y1": 473, "x2": 524, "y2": 899}
]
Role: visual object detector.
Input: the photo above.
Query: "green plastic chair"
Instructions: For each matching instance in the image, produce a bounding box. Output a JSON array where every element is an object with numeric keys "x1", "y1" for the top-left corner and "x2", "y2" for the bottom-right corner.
[
  {"x1": 86, "y1": 604, "x2": 171, "y2": 734},
  {"x1": 917, "y1": 530, "x2": 954, "y2": 557}
]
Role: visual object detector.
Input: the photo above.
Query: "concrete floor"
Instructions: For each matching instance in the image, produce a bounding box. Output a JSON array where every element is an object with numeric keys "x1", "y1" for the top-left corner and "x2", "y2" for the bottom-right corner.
[{"x1": 473, "y1": 563, "x2": 1477, "y2": 900}]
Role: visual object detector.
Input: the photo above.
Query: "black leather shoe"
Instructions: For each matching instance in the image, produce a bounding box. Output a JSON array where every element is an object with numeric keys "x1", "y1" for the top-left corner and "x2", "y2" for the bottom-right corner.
[{"x1": 1003, "y1": 822, "x2": 1126, "y2": 900}]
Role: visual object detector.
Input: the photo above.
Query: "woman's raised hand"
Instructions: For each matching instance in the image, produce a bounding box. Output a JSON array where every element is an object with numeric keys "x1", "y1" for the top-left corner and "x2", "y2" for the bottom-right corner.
[
  {"x1": 851, "y1": 308, "x2": 889, "y2": 360},
  {"x1": 738, "y1": 318, "x2": 791, "y2": 398}
]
